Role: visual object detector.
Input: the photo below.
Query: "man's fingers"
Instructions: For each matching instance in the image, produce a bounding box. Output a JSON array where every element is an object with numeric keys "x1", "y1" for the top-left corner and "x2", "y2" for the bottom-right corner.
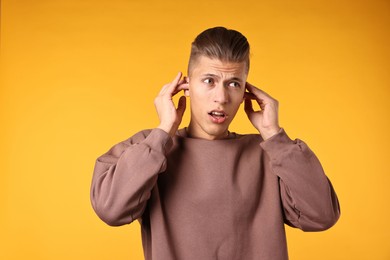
[
  {"x1": 159, "y1": 83, "x2": 171, "y2": 95},
  {"x1": 167, "y1": 72, "x2": 183, "y2": 92},
  {"x1": 177, "y1": 77, "x2": 187, "y2": 85},
  {"x1": 245, "y1": 82, "x2": 273, "y2": 101},
  {"x1": 176, "y1": 96, "x2": 186, "y2": 118},
  {"x1": 244, "y1": 93, "x2": 265, "y2": 111},
  {"x1": 159, "y1": 72, "x2": 186, "y2": 96},
  {"x1": 244, "y1": 98, "x2": 254, "y2": 114},
  {"x1": 244, "y1": 92, "x2": 257, "y2": 100},
  {"x1": 173, "y1": 71, "x2": 183, "y2": 83},
  {"x1": 172, "y1": 83, "x2": 189, "y2": 96}
]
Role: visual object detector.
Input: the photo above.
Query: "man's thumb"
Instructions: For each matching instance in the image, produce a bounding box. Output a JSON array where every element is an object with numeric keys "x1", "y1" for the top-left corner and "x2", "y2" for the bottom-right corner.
[{"x1": 176, "y1": 96, "x2": 186, "y2": 117}]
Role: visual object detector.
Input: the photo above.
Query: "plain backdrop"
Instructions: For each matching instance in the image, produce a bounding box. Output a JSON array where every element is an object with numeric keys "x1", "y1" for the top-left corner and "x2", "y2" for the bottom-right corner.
[{"x1": 1, "y1": 0, "x2": 389, "y2": 259}]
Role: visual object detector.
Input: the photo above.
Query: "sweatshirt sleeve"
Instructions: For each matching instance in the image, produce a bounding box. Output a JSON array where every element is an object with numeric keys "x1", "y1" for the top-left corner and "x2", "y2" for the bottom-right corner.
[
  {"x1": 260, "y1": 129, "x2": 340, "y2": 231},
  {"x1": 90, "y1": 128, "x2": 172, "y2": 226}
]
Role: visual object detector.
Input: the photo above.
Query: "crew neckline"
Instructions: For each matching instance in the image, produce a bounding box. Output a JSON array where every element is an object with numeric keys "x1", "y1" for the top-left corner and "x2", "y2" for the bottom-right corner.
[{"x1": 177, "y1": 128, "x2": 238, "y2": 140}]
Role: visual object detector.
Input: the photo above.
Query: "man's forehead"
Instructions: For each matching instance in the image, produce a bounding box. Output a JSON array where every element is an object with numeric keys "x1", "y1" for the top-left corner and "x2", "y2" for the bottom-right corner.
[{"x1": 192, "y1": 56, "x2": 247, "y2": 78}]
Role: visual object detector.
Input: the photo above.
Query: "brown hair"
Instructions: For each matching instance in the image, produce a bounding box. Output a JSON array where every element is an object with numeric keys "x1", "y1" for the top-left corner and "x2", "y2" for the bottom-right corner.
[{"x1": 188, "y1": 26, "x2": 250, "y2": 75}]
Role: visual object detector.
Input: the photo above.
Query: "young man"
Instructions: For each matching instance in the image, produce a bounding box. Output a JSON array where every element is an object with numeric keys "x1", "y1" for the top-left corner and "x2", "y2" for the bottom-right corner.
[{"x1": 91, "y1": 27, "x2": 340, "y2": 260}]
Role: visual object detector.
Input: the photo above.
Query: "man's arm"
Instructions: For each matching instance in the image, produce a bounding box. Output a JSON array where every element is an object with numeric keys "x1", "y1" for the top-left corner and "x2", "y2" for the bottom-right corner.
[
  {"x1": 260, "y1": 129, "x2": 340, "y2": 231},
  {"x1": 244, "y1": 82, "x2": 281, "y2": 140},
  {"x1": 155, "y1": 72, "x2": 188, "y2": 137},
  {"x1": 90, "y1": 73, "x2": 188, "y2": 226},
  {"x1": 90, "y1": 129, "x2": 172, "y2": 226},
  {"x1": 244, "y1": 83, "x2": 340, "y2": 231}
]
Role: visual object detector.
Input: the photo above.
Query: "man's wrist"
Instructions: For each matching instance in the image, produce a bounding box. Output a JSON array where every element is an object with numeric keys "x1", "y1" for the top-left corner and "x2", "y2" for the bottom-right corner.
[
  {"x1": 157, "y1": 123, "x2": 176, "y2": 137},
  {"x1": 157, "y1": 125, "x2": 171, "y2": 134},
  {"x1": 260, "y1": 127, "x2": 281, "y2": 140}
]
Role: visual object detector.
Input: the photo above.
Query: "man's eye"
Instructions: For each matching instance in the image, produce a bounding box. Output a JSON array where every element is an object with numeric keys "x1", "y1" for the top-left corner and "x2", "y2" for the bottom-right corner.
[
  {"x1": 228, "y1": 82, "x2": 240, "y2": 88},
  {"x1": 203, "y1": 78, "x2": 214, "y2": 84}
]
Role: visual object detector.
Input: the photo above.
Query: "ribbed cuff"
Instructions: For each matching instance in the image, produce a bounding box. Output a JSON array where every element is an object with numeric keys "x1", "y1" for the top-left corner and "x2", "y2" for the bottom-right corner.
[
  {"x1": 143, "y1": 128, "x2": 173, "y2": 155},
  {"x1": 259, "y1": 128, "x2": 294, "y2": 152}
]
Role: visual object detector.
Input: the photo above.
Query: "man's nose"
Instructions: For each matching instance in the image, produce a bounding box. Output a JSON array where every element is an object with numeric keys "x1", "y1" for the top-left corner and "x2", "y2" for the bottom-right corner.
[{"x1": 213, "y1": 84, "x2": 229, "y2": 104}]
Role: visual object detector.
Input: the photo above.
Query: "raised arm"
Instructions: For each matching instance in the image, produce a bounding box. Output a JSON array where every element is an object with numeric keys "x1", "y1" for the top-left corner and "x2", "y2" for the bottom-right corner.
[
  {"x1": 245, "y1": 82, "x2": 340, "y2": 231},
  {"x1": 90, "y1": 72, "x2": 188, "y2": 226}
]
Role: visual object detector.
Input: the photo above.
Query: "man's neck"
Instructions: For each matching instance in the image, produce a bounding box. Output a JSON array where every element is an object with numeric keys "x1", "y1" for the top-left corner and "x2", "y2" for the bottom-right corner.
[{"x1": 186, "y1": 124, "x2": 230, "y2": 140}]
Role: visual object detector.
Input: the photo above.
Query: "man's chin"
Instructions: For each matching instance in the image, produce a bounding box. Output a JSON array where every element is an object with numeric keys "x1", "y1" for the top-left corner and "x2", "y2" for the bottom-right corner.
[{"x1": 188, "y1": 118, "x2": 232, "y2": 140}]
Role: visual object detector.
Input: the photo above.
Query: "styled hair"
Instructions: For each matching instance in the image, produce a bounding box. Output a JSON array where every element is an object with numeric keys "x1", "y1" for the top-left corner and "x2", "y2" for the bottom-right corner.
[{"x1": 188, "y1": 26, "x2": 250, "y2": 75}]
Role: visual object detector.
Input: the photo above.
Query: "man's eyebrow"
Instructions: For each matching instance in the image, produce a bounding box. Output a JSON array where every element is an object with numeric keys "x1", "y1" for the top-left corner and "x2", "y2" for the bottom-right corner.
[
  {"x1": 201, "y1": 74, "x2": 243, "y2": 82},
  {"x1": 229, "y1": 77, "x2": 244, "y2": 82}
]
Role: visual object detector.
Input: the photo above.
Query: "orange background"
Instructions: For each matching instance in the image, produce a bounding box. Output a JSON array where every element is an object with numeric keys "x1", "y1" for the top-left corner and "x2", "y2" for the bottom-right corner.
[{"x1": 1, "y1": 0, "x2": 389, "y2": 259}]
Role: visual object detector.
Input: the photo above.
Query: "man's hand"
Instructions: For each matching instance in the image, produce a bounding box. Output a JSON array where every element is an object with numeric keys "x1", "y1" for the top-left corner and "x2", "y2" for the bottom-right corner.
[
  {"x1": 244, "y1": 82, "x2": 281, "y2": 140},
  {"x1": 155, "y1": 72, "x2": 189, "y2": 137}
]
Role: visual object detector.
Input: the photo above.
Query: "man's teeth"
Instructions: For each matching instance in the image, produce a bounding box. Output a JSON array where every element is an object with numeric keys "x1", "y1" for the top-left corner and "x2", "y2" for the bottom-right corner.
[{"x1": 211, "y1": 111, "x2": 225, "y2": 116}]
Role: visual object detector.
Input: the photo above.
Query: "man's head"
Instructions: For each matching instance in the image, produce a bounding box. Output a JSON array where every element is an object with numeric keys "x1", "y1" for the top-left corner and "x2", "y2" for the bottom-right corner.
[
  {"x1": 186, "y1": 27, "x2": 250, "y2": 140},
  {"x1": 187, "y1": 27, "x2": 250, "y2": 77}
]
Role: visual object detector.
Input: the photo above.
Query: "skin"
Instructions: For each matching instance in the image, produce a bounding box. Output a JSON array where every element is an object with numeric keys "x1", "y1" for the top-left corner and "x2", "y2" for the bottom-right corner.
[
  {"x1": 186, "y1": 57, "x2": 246, "y2": 140},
  {"x1": 155, "y1": 55, "x2": 281, "y2": 140}
]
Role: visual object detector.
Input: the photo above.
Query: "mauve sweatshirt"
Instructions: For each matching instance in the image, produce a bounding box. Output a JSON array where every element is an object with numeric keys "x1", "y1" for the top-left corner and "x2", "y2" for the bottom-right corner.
[{"x1": 91, "y1": 128, "x2": 340, "y2": 260}]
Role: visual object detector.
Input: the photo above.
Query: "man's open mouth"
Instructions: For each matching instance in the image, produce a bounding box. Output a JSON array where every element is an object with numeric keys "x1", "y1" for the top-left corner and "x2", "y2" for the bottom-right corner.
[
  {"x1": 208, "y1": 110, "x2": 228, "y2": 124},
  {"x1": 208, "y1": 111, "x2": 226, "y2": 118}
]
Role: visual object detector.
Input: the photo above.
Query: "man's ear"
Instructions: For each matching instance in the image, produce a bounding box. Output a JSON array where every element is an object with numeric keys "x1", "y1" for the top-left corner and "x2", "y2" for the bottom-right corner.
[{"x1": 184, "y1": 77, "x2": 190, "y2": 97}]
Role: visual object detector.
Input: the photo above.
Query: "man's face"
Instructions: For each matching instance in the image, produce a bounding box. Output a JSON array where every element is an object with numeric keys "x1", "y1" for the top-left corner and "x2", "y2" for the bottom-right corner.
[{"x1": 187, "y1": 56, "x2": 248, "y2": 140}]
